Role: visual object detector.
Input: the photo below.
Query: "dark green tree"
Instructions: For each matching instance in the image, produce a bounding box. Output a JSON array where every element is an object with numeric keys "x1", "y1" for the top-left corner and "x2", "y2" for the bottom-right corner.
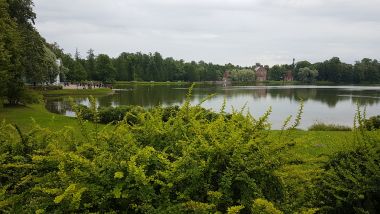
[
  {"x1": 96, "y1": 54, "x2": 116, "y2": 83},
  {"x1": 298, "y1": 67, "x2": 318, "y2": 83},
  {"x1": 85, "y1": 49, "x2": 96, "y2": 80},
  {"x1": 269, "y1": 65, "x2": 286, "y2": 81}
]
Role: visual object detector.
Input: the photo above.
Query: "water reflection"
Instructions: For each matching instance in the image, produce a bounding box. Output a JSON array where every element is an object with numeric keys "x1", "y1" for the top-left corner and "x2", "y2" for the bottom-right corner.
[{"x1": 45, "y1": 85, "x2": 380, "y2": 129}]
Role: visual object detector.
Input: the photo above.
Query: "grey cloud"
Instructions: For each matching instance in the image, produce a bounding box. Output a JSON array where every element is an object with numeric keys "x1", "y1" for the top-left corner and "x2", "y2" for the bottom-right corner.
[{"x1": 34, "y1": 0, "x2": 380, "y2": 66}]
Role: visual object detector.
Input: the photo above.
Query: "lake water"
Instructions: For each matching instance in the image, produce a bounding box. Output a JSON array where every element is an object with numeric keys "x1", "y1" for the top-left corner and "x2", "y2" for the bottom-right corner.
[{"x1": 45, "y1": 84, "x2": 380, "y2": 129}]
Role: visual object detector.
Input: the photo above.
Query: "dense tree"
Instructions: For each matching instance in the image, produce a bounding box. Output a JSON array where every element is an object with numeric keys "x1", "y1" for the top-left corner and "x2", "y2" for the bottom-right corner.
[
  {"x1": 6, "y1": 0, "x2": 36, "y2": 26},
  {"x1": 298, "y1": 67, "x2": 318, "y2": 83},
  {"x1": 96, "y1": 54, "x2": 116, "y2": 83},
  {"x1": 354, "y1": 58, "x2": 380, "y2": 83},
  {"x1": 0, "y1": 0, "x2": 21, "y2": 104},
  {"x1": 268, "y1": 65, "x2": 286, "y2": 81},
  {"x1": 85, "y1": 49, "x2": 97, "y2": 80},
  {"x1": 230, "y1": 69, "x2": 256, "y2": 82},
  {"x1": 0, "y1": 0, "x2": 63, "y2": 105}
]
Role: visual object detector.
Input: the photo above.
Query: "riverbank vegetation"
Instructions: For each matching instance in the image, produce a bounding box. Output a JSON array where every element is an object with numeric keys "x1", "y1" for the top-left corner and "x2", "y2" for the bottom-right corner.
[
  {"x1": 41, "y1": 88, "x2": 113, "y2": 96},
  {"x1": 308, "y1": 123, "x2": 352, "y2": 131}
]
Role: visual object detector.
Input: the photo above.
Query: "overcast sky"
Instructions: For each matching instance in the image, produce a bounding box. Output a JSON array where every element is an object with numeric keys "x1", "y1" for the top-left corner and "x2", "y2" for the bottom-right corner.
[{"x1": 34, "y1": 0, "x2": 380, "y2": 66}]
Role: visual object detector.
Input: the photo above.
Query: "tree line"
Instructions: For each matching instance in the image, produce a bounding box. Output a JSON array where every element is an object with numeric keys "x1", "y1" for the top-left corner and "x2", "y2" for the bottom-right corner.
[
  {"x1": 269, "y1": 57, "x2": 380, "y2": 83},
  {"x1": 1, "y1": 0, "x2": 380, "y2": 106},
  {"x1": 50, "y1": 46, "x2": 240, "y2": 83},
  {"x1": 59, "y1": 48, "x2": 380, "y2": 84}
]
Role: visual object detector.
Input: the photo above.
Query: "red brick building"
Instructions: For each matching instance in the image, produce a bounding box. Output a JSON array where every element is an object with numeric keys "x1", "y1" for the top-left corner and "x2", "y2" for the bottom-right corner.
[
  {"x1": 255, "y1": 66, "x2": 267, "y2": 81},
  {"x1": 283, "y1": 70, "x2": 294, "y2": 81}
]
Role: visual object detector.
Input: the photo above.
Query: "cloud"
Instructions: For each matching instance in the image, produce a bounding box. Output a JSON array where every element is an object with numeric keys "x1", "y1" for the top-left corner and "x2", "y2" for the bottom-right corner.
[{"x1": 34, "y1": 0, "x2": 380, "y2": 66}]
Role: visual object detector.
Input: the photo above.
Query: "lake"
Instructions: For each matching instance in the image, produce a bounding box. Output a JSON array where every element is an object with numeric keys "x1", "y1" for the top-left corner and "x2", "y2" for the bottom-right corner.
[{"x1": 45, "y1": 84, "x2": 380, "y2": 129}]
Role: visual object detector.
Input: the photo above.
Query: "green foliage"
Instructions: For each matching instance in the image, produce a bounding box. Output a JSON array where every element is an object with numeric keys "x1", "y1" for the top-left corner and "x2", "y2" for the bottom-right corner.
[
  {"x1": 297, "y1": 67, "x2": 318, "y2": 83},
  {"x1": 0, "y1": 88, "x2": 306, "y2": 213},
  {"x1": 251, "y1": 198, "x2": 283, "y2": 214},
  {"x1": 312, "y1": 110, "x2": 380, "y2": 213},
  {"x1": 269, "y1": 65, "x2": 287, "y2": 81},
  {"x1": 308, "y1": 123, "x2": 351, "y2": 131},
  {"x1": 314, "y1": 143, "x2": 380, "y2": 213},
  {"x1": 0, "y1": 0, "x2": 59, "y2": 105},
  {"x1": 227, "y1": 205, "x2": 245, "y2": 214},
  {"x1": 96, "y1": 54, "x2": 116, "y2": 83},
  {"x1": 58, "y1": 47, "x2": 380, "y2": 84},
  {"x1": 229, "y1": 69, "x2": 256, "y2": 82},
  {"x1": 66, "y1": 60, "x2": 87, "y2": 82},
  {"x1": 364, "y1": 115, "x2": 380, "y2": 130}
]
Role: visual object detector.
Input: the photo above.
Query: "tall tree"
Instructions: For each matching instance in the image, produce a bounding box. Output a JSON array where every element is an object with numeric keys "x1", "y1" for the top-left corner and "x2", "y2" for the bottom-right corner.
[
  {"x1": 85, "y1": 49, "x2": 97, "y2": 80},
  {"x1": 96, "y1": 54, "x2": 116, "y2": 83},
  {"x1": 298, "y1": 67, "x2": 318, "y2": 83}
]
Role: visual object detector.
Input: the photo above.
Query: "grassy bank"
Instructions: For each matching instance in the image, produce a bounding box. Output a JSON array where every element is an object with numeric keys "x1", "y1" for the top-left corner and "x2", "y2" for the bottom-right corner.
[
  {"x1": 41, "y1": 88, "x2": 113, "y2": 96},
  {"x1": 0, "y1": 103, "x2": 102, "y2": 134},
  {"x1": 114, "y1": 81, "x2": 190, "y2": 86},
  {"x1": 114, "y1": 80, "x2": 339, "y2": 86}
]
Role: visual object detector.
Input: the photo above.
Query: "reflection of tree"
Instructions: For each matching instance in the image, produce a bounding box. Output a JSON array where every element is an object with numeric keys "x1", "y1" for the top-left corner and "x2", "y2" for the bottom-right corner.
[
  {"x1": 266, "y1": 88, "x2": 380, "y2": 107},
  {"x1": 44, "y1": 97, "x2": 72, "y2": 115},
  {"x1": 45, "y1": 85, "x2": 380, "y2": 115}
]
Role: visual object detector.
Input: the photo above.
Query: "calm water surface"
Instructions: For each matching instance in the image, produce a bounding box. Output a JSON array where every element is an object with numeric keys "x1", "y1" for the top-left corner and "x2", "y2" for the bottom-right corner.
[{"x1": 45, "y1": 84, "x2": 380, "y2": 129}]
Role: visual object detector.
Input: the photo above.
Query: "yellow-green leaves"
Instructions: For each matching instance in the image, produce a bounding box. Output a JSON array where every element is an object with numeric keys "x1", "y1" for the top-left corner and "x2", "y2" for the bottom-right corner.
[
  {"x1": 252, "y1": 198, "x2": 283, "y2": 214},
  {"x1": 54, "y1": 184, "x2": 87, "y2": 210},
  {"x1": 114, "y1": 171, "x2": 124, "y2": 179},
  {"x1": 227, "y1": 205, "x2": 245, "y2": 214}
]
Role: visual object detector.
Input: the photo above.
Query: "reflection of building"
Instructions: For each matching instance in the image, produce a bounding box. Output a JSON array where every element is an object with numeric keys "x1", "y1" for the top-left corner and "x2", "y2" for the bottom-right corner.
[
  {"x1": 255, "y1": 66, "x2": 267, "y2": 81},
  {"x1": 254, "y1": 88, "x2": 267, "y2": 97},
  {"x1": 223, "y1": 71, "x2": 230, "y2": 81},
  {"x1": 284, "y1": 70, "x2": 293, "y2": 81}
]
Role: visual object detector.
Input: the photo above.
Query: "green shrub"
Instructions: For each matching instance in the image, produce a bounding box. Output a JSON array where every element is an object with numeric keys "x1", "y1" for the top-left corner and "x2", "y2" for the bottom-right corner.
[
  {"x1": 314, "y1": 143, "x2": 380, "y2": 213},
  {"x1": 364, "y1": 115, "x2": 380, "y2": 130},
  {"x1": 159, "y1": 105, "x2": 180, "y2": 122},
  {"x1": 0, "y1": 90, "x2": 305, "y2": 213},
  {"x1": 21, "y1": 89, "x2": 43, "y2": 104},
  {"x1": 73, "y1": 104, "x2": 93, "y2": 121},
  {"x1": 308, "y1": 123, "x2": 351, "y2": 131},
  {"x1": 251, "y1": 198, "x2": 283, "y2": 214},
  {"x1": 5, "y1": 84, "x2": 42, "y2": 105},
  {"x1": 75, "y1": 104, "x2": 221, "y2": 125},
  {"x1": 98, "y1": 106, "x2": 144, "y2": 124}
]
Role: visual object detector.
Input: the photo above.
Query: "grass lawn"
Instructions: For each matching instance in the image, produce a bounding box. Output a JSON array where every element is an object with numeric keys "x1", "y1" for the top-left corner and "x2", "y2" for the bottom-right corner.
[{"x1": 0, "y1": 103, "x2": 103, "y2": 135}]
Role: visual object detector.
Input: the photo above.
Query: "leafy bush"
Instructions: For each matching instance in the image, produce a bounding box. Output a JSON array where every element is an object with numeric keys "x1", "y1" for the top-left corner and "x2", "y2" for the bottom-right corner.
[
  {"x1": 98, "y1": 105, "x2": 145, "y2": 124},
  {"x1": 308, "y1": 123, "x2": 351, "y2": 131},
  {"x1": 0, "y1": 90, "x2": 305, "y2": 213},
  {"x1": 74, "y1": 104, "x2": 223, "y2": 125},
  {"x1": 251, "y1": 198, "x2": 283, "y2": 214},
  {"x1": 312, "y1": 112, "x2": 380, "y2": 213},
  {"x1": 74, "y1": 104, "x2": 94, "y2": 121},
  {"x1": 364, "y1": 115, "x2": 380, "y2": 130},
  {"x1": 4, "y1": 88, "x2": 42, "y2": 106},
  {"x1": 314, "y1": 144, "x2": 380, "y2": 213}
]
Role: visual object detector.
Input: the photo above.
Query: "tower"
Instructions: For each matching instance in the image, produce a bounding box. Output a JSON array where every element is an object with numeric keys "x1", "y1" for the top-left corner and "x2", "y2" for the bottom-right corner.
[{"x1": 292, "y1": 58, "x2": 295, "y2": 69}]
